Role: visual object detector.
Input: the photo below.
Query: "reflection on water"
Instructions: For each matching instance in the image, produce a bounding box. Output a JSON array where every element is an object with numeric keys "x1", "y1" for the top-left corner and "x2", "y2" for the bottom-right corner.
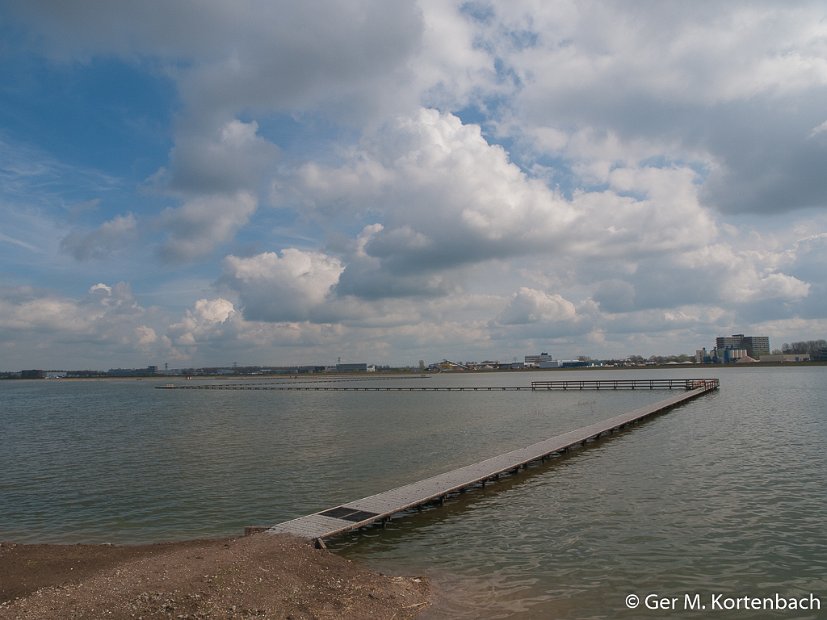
[{"x1": 2, "y1": 368, "x2": 826, "y2": 618}]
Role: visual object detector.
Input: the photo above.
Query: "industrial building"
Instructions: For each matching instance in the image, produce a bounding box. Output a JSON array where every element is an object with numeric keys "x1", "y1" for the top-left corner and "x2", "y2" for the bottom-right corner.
[{"x1": 713, "y1": 334, "x2": 770, "y2": 362}]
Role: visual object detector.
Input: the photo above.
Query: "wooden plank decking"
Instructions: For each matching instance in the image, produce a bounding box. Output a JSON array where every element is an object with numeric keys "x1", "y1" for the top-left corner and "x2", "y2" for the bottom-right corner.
[{"x1": 266, "y1": 382, "x2": 718, "y2": 543}]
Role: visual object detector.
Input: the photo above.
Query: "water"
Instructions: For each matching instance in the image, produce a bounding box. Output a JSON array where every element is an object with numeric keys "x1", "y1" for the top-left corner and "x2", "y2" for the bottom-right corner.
[{"x1": 2, "y1": 368, "x2": 826, "y2": 618}]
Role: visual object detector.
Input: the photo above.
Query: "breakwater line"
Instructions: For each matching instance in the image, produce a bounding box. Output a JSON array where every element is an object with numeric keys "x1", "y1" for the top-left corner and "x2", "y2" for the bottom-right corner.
[{"x1": 264, "y1": 380, "x2": 718, "y2": 546}]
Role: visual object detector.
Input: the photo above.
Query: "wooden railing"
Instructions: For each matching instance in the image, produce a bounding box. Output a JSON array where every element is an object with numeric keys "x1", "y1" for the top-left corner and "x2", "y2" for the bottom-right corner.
[{"x1": 531, "y1": 378, "x2": 719, "y2": 391}]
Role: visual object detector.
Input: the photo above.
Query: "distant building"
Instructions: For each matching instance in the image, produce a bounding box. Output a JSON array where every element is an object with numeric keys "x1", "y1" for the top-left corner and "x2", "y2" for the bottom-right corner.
[
  {"x1": 335, "y1": 363, "x2": 369, "y2": 372},
  {"x1": 107, "y1": 366, "x2": 159, "y2": 377},
  {"x1": 715, "y1": 334, "x2": 770, "y2": 360},
  {"x1": 716, "y1": 335, "x2": 744, "y2": 351},
  {"x1": 431, "y1": 360, "x2": 468, "y2": 372},
  {"x1": 714, "y1": 347, "x2": 748, "y2": 363},
  {"x1": 525, "y1": 352, "x2": 558, "y2": 368},
  {"x1": 559, "y1": 359, "x2": 591, "y2": 368},
  {"x1": 761, "y1": 353, "x2": 811, "y2": 363},
  {"x1": 742, "y1": 336, "x2": 770, "y2": 359},
  {"x1": 728, "y1": 348, "x2": 749, "y2": 363}
]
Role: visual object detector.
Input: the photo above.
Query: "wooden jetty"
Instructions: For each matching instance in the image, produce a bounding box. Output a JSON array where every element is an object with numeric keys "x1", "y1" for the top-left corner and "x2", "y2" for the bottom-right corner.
[
  {"x1": 530, "y1": 378, "x2": 717, "y2": 390},
  {"x1": 157, "y1": 378, "x2": 718, "y2": 392},
  {"x1": 266, "y1": 380, "x2": 718, "y2": 545}
]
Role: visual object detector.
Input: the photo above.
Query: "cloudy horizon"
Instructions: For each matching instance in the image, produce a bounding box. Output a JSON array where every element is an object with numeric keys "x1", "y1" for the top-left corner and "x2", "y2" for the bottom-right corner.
[{"x1": 2, "y1": 1, "x2": 827, "y2": 370}]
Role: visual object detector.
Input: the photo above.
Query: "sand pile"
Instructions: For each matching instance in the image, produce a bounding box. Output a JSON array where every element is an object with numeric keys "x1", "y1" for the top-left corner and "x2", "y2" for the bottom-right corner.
[{"x1": 0, "y1": 533, "x2": 429, "y2": 619}]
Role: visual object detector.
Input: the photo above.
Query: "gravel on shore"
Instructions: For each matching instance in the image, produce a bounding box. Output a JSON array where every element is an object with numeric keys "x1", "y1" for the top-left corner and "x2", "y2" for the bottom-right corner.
[{"x1": 0, "y1": 533, "x2": 430, "y2": 619}]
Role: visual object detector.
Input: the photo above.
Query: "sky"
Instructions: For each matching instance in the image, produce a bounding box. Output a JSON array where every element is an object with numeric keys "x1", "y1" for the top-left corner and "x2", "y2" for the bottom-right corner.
[{"x1": 2, "y1": 1, "x2": 827, "y2": 370}]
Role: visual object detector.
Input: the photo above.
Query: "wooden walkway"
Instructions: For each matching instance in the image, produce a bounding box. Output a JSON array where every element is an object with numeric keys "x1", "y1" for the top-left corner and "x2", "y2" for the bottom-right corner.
[
  {"x1": 157, "y1": 378, "x2": 718, "y2": 392},
  {"x1": 531, "y1": 378, "x2": 718, "y2": 391},
  {"x1": 266, "y1": 381, "x2": 718, "y2": 544},
  {"x1": 162, "y1": 384, "x2": 527, "y2": 391}
]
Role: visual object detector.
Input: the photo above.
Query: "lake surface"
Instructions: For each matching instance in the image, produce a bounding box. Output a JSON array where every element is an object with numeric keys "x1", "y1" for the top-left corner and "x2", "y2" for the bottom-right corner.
[{"x1": 2, "y1": 367, "x2": 825, "y2": 618}]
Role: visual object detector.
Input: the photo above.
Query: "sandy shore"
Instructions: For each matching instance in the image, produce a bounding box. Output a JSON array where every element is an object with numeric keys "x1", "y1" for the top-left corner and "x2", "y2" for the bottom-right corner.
[{"x1": 0, "y1": 534, "x2": 430, "y2": 619}]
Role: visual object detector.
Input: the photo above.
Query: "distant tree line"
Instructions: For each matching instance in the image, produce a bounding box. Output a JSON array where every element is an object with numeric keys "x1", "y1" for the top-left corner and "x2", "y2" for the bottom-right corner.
[{"x1": 782, "y1": 340, "x2": 827, "y2": 354}]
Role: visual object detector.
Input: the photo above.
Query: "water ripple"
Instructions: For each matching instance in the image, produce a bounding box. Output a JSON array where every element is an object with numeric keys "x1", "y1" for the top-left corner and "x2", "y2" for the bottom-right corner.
[{"x1": 2, "y1": 370, "x2": 826, "y2": 619}]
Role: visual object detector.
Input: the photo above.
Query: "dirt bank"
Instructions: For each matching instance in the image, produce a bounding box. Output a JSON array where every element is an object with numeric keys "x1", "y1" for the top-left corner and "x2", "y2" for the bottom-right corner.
[{"x1": 0, "y1": 533, "x2": 429, "y2": 619}]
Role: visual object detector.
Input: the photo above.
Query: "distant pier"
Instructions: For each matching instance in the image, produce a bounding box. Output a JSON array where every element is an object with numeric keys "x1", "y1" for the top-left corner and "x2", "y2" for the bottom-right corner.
[
  {"x1": 263, "y1": 380, "x2": 719, "y2": 546},
  {"x1": 530, "y1": 378, "x2": 718, "y2": 390},
  {"x1": 157, "y1": 378, "x2": 718, "y2": 392}
]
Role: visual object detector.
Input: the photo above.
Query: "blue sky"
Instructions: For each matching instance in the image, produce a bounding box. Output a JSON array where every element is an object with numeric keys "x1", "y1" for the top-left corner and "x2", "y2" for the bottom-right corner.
[{"x1": 2, "y1": 0, "x2": 827, "y2": 369}]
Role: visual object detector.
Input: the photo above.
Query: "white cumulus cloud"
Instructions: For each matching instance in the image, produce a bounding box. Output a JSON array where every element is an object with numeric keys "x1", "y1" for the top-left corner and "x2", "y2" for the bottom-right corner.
[
  {"x1": 222, "y1": 249, "x2": 344, "y2": 322},
  {"x1": 498, "y1": 287, "x2": 577, "y2": 325}
]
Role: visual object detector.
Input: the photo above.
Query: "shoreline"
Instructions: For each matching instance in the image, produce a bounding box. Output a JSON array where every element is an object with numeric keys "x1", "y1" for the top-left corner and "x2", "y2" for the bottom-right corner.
[
  {"x1": 0, "y1": 533, "x2": 430, "y2": 619},
  {"x1": 3, "y1": 361, "x2": 825, "y2": 382}
]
